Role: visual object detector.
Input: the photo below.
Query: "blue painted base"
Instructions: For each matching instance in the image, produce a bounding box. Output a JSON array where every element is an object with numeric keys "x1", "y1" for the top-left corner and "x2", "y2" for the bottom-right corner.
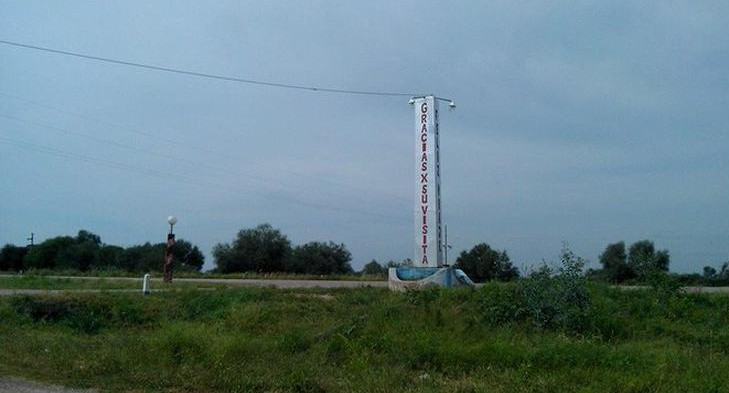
[{"x1": 388, "y1": 267, "x2": 475, "y2": 290}]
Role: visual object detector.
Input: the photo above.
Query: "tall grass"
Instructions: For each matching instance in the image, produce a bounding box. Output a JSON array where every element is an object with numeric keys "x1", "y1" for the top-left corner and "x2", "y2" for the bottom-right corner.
[{"x1": 1, "y1": 285, "x2": 728, "y2": 392}]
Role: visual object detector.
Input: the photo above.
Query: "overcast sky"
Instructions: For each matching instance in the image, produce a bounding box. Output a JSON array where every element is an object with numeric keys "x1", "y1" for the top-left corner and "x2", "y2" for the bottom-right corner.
[{"x1": 1, "y1": 1, "x2": 728, "y2": 273}]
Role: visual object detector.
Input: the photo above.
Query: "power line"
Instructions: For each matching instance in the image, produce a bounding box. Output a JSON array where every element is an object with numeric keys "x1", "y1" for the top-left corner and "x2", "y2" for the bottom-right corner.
[
  {"x1": 0, "y1": 135, "x2": 410, "y2": 224},
  {"x1": 0, "y1": 135, "x2": 224, "y2": 188},
  {"x1": 0, "y1": 112, "x2": 287, "y2": 188},
  {"x1": 0, "y1": 39, "x2": 417, "y2": 97},
  {"x1": 0, "y1": 112, "x2": 410, "y2": 210},
  {"x1": 0, "y1": 92, "x2": 211, "y2": 153},
  {"x1": 0, "y1": 92, "x2": 411, "y2": 206}
]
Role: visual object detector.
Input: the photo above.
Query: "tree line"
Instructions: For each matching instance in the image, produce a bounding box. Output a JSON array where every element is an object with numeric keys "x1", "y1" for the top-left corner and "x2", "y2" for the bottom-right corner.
[
  {"x1": 0, "y1": 224, "x2": 521, "y2": 280},
  {"x1": 211, "y1": 223, "x2": 522, "y2": 280},
  {"x1": 362, "y1": 242, "x2": 520, "y2": 282},
  {"x1": 0, "y1": 230, "x2": 204, "y2": 273},
  {"x1": 2, "y1": 225, "x2": 726, "y2": 284},
  {"x1": 212, "y1": 224, "x2": 353, "y2": 275},
  {"x1": 589, "y1": 240, "x2": 670, "y2": 283}
]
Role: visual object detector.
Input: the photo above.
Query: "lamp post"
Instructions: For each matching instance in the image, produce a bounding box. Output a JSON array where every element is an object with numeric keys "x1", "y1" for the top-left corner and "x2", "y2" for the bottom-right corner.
[{"x1": 163, "y1": 215, "x2": 177, "y2": 283}]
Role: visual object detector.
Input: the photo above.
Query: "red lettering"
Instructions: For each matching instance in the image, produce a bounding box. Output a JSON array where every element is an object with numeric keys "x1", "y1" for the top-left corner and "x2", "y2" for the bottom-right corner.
[
  {"x1": 421, "y1": 114, "x2": 427, "y2": 123},
  {"x1": 421, "y1": 103, "x2": 428, "y2": 113},
  {"x1": 421, "y1": 153, "x2": 427, "y2": 162},
  {"x1": 422, "y1": 142, "x2": 426, "y2": 152},
  {"x1": 421, "y1": 254, "x2": 428, "y2": 264},
  {"x1": 421, "y1": 193, "x2": 428, "y2": 203},
  {"x1": 421, "y1": 124, "x2": 427, "y2": 132},
  {"x1": 421, "y1": 162, "x2": 427, "y2": 171},
  {"x1": 421, "y1": 205, "x2": 428, "y2": 214},
  {"x1": 422, "y1": 224, "x2": 428, "y2": 235},
  {"x1": 420, "y1": 133, "x2": 427, "y2": 142},
  {"x1": 420, "y1": 173, "x2": 427, "y2": 183},
  {"x1": 422, "y1": 235, "x2": 427, "y2": 244}
]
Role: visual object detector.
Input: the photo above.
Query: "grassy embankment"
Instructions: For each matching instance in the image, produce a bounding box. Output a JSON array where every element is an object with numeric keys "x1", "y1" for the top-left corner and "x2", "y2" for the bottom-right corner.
[{"x1": 1, "y1": 283, "x2": 728, "y2": 393}]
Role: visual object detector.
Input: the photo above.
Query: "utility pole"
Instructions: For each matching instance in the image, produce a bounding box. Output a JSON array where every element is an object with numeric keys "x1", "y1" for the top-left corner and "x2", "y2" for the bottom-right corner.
[
  {"x1": 26, "y1": 233, "x2": 34, "y2": 248},
  {"x1": 443, "y1": 225, "x2": 453, "y2": 266}
]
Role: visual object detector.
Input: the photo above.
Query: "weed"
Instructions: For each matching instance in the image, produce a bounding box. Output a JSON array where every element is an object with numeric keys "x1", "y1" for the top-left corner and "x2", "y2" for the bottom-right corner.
[{"x1": 2, "y1": 285, "x2": 729, "y2": 392}]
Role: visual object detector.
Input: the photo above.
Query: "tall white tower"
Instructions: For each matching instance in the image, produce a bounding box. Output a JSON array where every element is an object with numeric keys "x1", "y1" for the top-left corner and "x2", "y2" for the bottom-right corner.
[{"x1": 413, "y1": 95, "x2": 443, "y2": 267}]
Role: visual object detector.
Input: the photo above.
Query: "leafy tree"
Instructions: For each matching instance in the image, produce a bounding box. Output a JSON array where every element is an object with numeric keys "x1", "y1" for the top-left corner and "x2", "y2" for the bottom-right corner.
[
  {"x1": 118, "y1": 239, "x2": 203, "y2": 273},
  {"x1": 96, "y1": 245, "x2": 124, "y2": 269},
  {"x1": 76, "y1": 230, "x2": 101, "y2": 246},
  {"x1": 0, "y1": 244, "x2": 28, "y2": 271},
  {"x1": 19, "y1": 229, "x2": 204, "y2": 273},
  {"x1": 599, "y1": 241, "x2": 634, "y2": 283},
  {"x1": 23, "y1": 230, "x2": 105, "y2": 271},
  {"x1": 69, "y1": 230, "x2": 103, "y2": 271},
  {"x1": 455, "y1": 243, "x2": 519, "y2": 283},
  {"x1": 24, "y1": 235, "x2": 76, "y2": 270},
  {"x1": 213, "y1": 224, "x2": 292, "y2": 273},
  {"x1": 361, "y1": 260, "x2": 385, "y2": 276},
  {"x1": 720, "y1": 261, "x2": 729, "y2": 279},
  {"x1": 628, "y1": 240, "x2": 669, "y2": 280},
  {"x1": 385, "y1": 258, "x2": 413, "y2": 268},
  {"x1": 178, "y1": 243, "x2": 205, "y2": 272},
  {"x1": 117, "y1": 242, "x2": 160, "y2": 272},
  {"x1": 703, "y1": 266, "x2": 717, "y2": 279},
  {"x1": 291, "y1": 242, "x2": 353, "y2": 275}
]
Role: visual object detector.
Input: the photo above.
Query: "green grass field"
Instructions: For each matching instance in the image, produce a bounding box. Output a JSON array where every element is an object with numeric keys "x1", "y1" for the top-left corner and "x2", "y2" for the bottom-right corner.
[
  {"x1": 0, "y1": 276, "x2": 141, "y2": 290},
  {"x1": 1, "y1": 285, "x2": 728, "y2": 392}
]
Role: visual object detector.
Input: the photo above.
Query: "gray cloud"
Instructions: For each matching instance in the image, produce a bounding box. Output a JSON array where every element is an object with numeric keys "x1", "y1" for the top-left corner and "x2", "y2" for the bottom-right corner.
[{"x1": 1, "y1": 1, "x2": 727, "y2": 272}]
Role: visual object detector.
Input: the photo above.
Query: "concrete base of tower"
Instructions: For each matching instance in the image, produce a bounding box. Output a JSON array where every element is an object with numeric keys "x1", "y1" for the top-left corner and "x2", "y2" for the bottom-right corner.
[{"x1": 387, "y1": 267, "x2": 475, "y2": 291}]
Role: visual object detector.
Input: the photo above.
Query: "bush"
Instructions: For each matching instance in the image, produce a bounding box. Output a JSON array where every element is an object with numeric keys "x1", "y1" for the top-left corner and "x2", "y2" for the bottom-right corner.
[
  {"x1": 361, "y1": 260, "x2": 386, "y2": 276},
  {"x1": 518, "y1": 246, "x2": 590, "y2": 332},
  {"x1": 646, "y1": 270, "x2": 683, "y2": 309},
  {"x1": 477, "y1": 245, "x2": 591, "y2": 334},
  {"x1": 10, "y1": 295, "x2": 109, "y2": 334},
  {"x1": 477, "y1": 283, "x2": 521, "y2": 326}
]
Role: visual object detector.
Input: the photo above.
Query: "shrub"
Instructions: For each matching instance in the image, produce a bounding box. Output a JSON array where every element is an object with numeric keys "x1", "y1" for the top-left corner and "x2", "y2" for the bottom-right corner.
[
  {"x1": 477, "y1": 283, "x2": 520, "y2": 326},
  {"x1": 518, "y1": 246, "x2": 590, "y2": 332},
  {"x1": 10, "y1": 295, "x2": 108, "y2": 334},
  {"x1": 478, "y1": 245, "x2": 591, "y2": 334}
]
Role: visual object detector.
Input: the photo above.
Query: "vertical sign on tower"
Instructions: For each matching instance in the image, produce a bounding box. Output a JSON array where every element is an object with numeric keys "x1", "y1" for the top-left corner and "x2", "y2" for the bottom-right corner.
[{"x1": 414, "y1": 96, "x2": 443, "y2": 267}]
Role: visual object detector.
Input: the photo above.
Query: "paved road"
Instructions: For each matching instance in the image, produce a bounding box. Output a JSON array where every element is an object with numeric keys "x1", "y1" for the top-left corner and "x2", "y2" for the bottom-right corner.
[
  {"x1": 0, "y1": 274, "x2": 387, "y2": 295},
  {"x1": 622, "y1": 285, "x2": 729, "y2": 294},
  {"x1": 4, "y1": 275, "x2": 729, "y2": 293},
  {"x1": 0, "y1": 288, "x2": 164, "y2": 296},
  {"x1": 172, "y1": 277, "x2": 387, "y2": 288},
  {"x1": 0, "y1": 379, "x2": 96, "y2": 393}
]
